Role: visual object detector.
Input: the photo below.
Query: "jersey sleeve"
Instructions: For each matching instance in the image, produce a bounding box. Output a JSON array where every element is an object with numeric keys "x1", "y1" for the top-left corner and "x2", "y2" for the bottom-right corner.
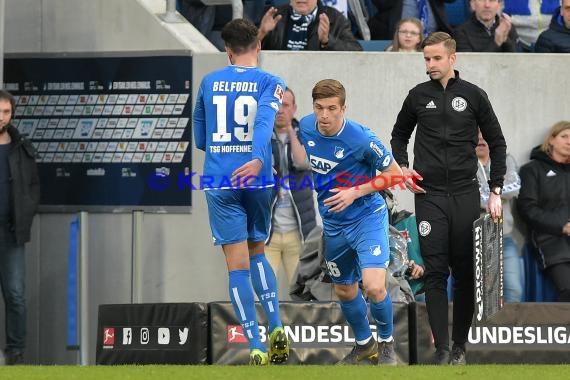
[
  {"x1": 192, "y1": 81, "x2": 206, "y2": 151},
  {"x1": 362, "y1": 129, "x2": 394, "y2": 172},
  {"x1": 251, "y1": 75, "x2": 286, "y2": 162}
]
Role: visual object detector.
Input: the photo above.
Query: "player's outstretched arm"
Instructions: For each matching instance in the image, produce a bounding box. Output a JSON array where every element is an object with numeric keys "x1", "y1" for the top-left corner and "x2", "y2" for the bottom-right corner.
[{"x1": 324, "y1": 161, "x2": 404, "y2": 213}]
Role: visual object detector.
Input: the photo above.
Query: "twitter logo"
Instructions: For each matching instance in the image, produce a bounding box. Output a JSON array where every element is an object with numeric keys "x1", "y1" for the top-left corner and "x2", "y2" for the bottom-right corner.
[{"x1": 179, "y1": 328, "x2": 189, "y2": 345}]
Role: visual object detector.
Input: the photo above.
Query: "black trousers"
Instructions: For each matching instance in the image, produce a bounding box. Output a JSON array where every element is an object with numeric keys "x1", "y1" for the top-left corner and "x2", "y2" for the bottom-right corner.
[
  {"x1": 415, "y1": 190, "x2": 480, "y2": 350},
  {"x1": 545, "y1": 262, "x2": 570, "y2": 302}
]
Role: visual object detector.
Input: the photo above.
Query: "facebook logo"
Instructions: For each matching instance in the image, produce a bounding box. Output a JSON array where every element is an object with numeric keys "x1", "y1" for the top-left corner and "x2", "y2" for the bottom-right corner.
[{"x1": 122, "y1": 328, "x2": 132, "y2": 345}]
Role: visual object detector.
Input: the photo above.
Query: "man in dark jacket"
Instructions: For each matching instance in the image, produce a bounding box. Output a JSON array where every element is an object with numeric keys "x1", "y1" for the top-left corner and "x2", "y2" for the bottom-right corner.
[
  {"x1": 368, "y1": 0, "x2": 457, "y2": 40},
  {"x1": 258, "y1": 0, "x2": 362, "y2": 50},
  {"x1": 518, "y1": 121, "x2": 570, "y2": 301},
  {"x1": 455, "y1": 0, "x2": 519, "y2": 52},
  {"x1": 391, "y1": 32, "x2": 506, "y2": 365},
  {"x1": 0, "y1": 90, "x2": 40, "y2": 365},
  {"x1": 266, "y1": 87, "x2": 318, "y2": 288},
  {"x1": 535, "y1": 1, "x2": 570, "y2": 52}
]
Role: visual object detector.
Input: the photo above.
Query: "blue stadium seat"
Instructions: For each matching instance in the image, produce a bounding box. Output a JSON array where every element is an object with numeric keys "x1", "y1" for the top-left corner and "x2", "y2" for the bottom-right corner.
[
  {"x1": 523, "y1": 243, "x2": 558, "y2": 302},
  {"x1": 358, "y1": 39, "x2": 391, "y2": 51},
  {"x1": 444, "y1": 0, "x2": 470, "y2": 27}
]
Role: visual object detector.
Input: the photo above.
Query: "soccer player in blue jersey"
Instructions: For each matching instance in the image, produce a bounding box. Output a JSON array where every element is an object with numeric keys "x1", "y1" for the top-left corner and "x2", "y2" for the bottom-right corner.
[
  {"x1": 292, "y1": 79, "x2": 404, "y2": 365},
  {"x1": 193, "y1": 19, "x2": 289, "y2": 366}
]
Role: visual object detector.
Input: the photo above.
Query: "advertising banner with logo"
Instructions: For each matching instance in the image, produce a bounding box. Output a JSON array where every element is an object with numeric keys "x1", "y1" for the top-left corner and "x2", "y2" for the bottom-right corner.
[
  {"x1": 96, "y1": 303, "x2": 207, "y2": 364},
  {"x1": 4, "y1": 54, "x2": 192, "y2": 212},
  {"x1": 473, "y1": 214, "x2": 504, "y2": 322},
  {"x1": 209, "y1": 301, "x2": 410, "y2": 365},
  {"x1": 414, "y1": 303, "x2": 570, "y2": 364}
]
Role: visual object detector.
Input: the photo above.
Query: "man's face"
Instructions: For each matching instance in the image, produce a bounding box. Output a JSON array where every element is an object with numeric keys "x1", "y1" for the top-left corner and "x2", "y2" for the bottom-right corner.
[
  {"x1": 313, "y1": 96, "x2": 345, "y2": 136},
  {"x1": 470, "y1": 0, "x2": 501, "y2": 24},
  {"x1": 0, "y1": 100, "x2": 12, "y2": 134},
  {"x1": 423, "y1": 42, "x2": 456, "y2": 82},
  {"x1": 275, "y1": 90, "x2": 297, "y2": 130},
  {"x1": 562, "y1": 0, "x2": 570, "y2": 29},
  {"x1": 475, "y1": 131, "x2": 489, "y2": 160},
  {"x1": 291, "y1": 0, "x2": 318, "y2": 16}
]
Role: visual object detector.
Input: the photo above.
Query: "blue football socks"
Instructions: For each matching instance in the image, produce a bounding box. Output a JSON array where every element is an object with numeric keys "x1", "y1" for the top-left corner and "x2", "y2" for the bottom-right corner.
[
  {"x1": 249, "y1": 253, "x2": 282, "y2": 333},
  {"x1": 228, "y1": 269, "x2": 265, "y2": 351},
  {"x1": 340, "y1": 289, "x2": 372, "y2": 342},
  {"x1": 370, "y1": 292, "x2": 394, "y2": 341}
]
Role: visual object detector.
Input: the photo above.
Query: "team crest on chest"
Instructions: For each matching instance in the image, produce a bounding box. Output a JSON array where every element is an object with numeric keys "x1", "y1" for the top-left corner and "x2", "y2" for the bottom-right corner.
[
  {"x1": 451, "y1": 97, "x2": 467, "y2": 112},
  {"x1": 334, "y1": 146, "x2": 345, "y2": 159}
]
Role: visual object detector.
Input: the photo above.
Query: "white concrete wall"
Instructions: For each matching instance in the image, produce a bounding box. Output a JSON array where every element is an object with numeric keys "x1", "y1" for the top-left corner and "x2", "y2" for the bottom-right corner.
[{"x1": 4, "y1": 0, "x2": 217, "y2": 53}]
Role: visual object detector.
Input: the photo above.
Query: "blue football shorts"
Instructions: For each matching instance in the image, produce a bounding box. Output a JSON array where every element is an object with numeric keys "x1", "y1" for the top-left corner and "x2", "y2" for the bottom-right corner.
[
  {"x1": 323, "y1": 210, "x2": 390, "y2": 285},
  {"x1": 205, "y1": 188, "x2": 273, "y2": 246}
]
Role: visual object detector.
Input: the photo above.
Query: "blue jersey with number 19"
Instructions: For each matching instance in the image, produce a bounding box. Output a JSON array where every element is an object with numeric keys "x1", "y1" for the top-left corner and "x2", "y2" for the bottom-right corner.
[
  {"x1": 193, "y1": 65, "x2": 285, "y2": 189},
  {"x1": 299, "y1": 114, "x2": 395, "y2": 231}
]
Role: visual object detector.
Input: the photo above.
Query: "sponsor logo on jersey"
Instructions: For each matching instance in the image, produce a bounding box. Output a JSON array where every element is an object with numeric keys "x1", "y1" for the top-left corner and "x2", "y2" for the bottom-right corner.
[
  {"x1": 369, "y1": 142, "x2": 384, "y2": 158},
  {"x1": 426, "y1": 100, "x2": 437, "y2": 109},
  {"x1": 274, "y1": 84, "x2": 284, "y2": 102},
  {"x1": 309, "y1": 155, "x2": 339, "y2": 174}
]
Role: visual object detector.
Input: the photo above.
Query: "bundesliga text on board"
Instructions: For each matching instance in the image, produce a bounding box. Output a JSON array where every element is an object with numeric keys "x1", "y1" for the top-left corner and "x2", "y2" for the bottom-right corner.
[{"x1": 146, "y1": 171, "x2": 423, "y2": 191}]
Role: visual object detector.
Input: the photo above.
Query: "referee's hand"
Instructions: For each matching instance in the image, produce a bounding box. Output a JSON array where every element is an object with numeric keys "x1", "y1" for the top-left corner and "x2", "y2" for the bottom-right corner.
[
  {"x1": 486, "y1": 193, "x2": 502, "y2": 223},
  {"x1": 401, "y1": 167, "x2": 426, "y2": 194}
]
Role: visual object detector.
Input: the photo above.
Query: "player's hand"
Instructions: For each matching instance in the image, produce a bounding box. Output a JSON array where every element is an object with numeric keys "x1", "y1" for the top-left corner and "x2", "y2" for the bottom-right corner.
[
  {"x1": 407, "y1": 260, "x2": 424, "y2": 279},
  {"x1": 486, "y1": 192, "x2": 503, "y2": 223},
  {"x1": 259, "y1": 7, "x2": 282, "y2": 38},
  {"x1": 231, "y1": 159, "x2": 262, "y2": 188},
  {"x1": 324, "y1": 187, "x2": 358, "y2": 213},
  {"x1": 401, "y1": 166, "x2": 426, "y2": 193},
  {"x1": 318, "y1": 13, "x2": 330, "y2": 45}
]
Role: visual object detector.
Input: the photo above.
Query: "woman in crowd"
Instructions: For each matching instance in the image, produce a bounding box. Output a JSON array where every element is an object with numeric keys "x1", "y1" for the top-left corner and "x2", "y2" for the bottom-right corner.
[{"x1": 518, "y1": 121, "x2": 570, "y2": 301}]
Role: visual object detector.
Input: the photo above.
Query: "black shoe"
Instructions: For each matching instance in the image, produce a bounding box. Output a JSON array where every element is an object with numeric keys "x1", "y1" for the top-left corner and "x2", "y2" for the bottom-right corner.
[
  {"x1": 451, "y1": 344, "x2": 466, "y2": 365},
  {"x1": 433, "y1": 348, "x2": 450, "y2": 365},
  {"x1": 378, "y1": 341, "x2": 397, "y2": 366},
  {"x1": 337, "y1": 339, "x2": 378, "y2": 365},
  {"x1": 5, "y1": 352, "x2": 24, "y2": 365}
]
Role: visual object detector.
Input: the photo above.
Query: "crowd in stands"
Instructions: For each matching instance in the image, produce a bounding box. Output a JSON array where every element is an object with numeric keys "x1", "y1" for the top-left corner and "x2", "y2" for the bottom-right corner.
[{"x1": 177, "y1": 0, "x2": 570, "y2": 52}]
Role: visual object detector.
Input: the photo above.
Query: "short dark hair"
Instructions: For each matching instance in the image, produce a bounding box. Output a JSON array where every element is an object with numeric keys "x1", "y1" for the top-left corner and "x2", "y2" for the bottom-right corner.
[
  {"x1": 0, "y1": 90, "x2": 16, "y2": 117},
  {"x1": 221, "y1": 19, "x2": 258, "y2": 55},
  {"x1": 285, "y1": 87, "x2": 296, "y2": 104},
  {"x1": 421, "y1": 31, "x2": 456, "y2": 54},
  {"x1": 312, "y1": 79, "x2": 346, "y2": 106}
]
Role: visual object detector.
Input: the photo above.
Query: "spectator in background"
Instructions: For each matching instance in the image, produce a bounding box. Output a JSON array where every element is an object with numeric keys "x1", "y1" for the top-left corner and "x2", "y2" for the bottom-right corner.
[
  {"x1": 0, "y1": 90, "x2": 40, "y2": 365},
  {"x1": 455, "y1": 0, "x2": 519, "y2": 52},
  {"x1": 535, "y1": 0, "x2": 570, "y2": 52},
  {"x1": 386, "y1": 17, "x2": 424, "y2": 51},
  {"x1": 505, "y1": 0, "x2": 557, "y2": 47},
  {"x1": 518, "y1": 121, "x2": 570, "y2": 302},
  {"x1": 267, "y1": 87, "x2": 318, "y2": 289},
  {"x1": 368, "y1": 0, "x2": 456, "y2": 41},
  {"x1": 475, "y1": 131, "x2": 524, "y2": 303},
  {"x1": 258, "y1": 0, "x2": 362, "y2": 50}
]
